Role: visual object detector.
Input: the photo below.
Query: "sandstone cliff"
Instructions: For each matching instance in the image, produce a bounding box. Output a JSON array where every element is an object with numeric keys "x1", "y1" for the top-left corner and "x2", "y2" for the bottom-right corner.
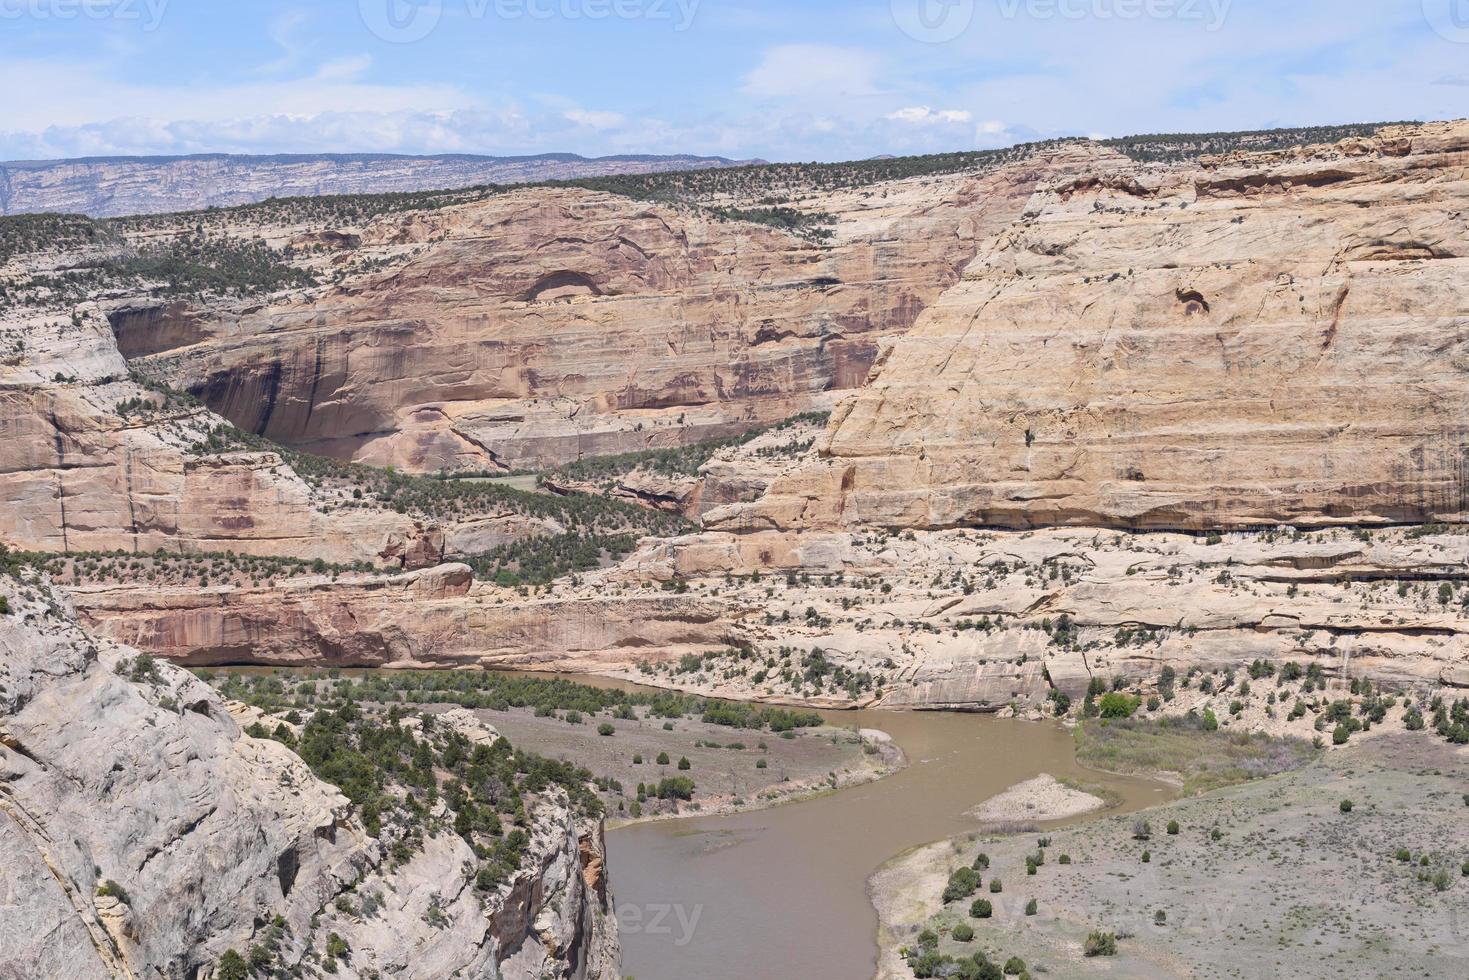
[
  {"x1": 0, "y1": 571, "x2": 618, "y2": 978},
  {"x1": 133, "y1": 149, "x2": 1085, "y2": 472},
  {"x1": 713, "y1": 120, "x2": 1469, "y2": 533}
]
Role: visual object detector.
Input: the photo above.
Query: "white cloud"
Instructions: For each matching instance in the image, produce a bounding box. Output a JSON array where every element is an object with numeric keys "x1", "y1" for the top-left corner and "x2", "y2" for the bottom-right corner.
[
  {"x1": 887, "y1": 106, "x2": 973, "y2": 125},
  {"x1": 0, "y1": 57, "x2": 477, "y2": 150},
  {"x1": 742, "y1": 45, "x2": 882, "y2": 99},
  {"x1": 564, "y1": 109, "x2": 627, "y2": 130}
]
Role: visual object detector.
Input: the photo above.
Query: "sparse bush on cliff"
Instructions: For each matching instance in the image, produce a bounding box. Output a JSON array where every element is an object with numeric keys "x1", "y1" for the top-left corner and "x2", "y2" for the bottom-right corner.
[{"x1": 216, "y1": 949, "x2": 248, "y2": 980}]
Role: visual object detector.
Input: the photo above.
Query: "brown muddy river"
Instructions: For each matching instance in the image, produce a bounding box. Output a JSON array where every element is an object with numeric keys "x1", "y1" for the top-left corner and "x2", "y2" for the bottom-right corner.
[
  {"x1": 605, "y1": 706, "x2": 1172, "y2": 980},
  {"x1": 216, "y1": 668, "x2": 1170, "y2": 979}
]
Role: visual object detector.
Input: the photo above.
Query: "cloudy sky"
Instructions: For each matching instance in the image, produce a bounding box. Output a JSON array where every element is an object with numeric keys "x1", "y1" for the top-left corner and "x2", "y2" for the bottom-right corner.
[{"x1": 3, "y1": 0, "x2": 1468, "y2": 161}]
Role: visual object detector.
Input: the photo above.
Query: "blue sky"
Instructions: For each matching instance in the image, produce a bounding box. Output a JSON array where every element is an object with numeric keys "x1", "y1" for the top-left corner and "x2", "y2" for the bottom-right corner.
[{"x1": 3, "y1": 0, "x2": 1468, "y2": 161}]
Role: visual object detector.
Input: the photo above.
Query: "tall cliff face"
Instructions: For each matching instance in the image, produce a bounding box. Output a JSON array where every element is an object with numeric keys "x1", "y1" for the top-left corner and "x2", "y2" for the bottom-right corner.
[
  {"x1": 712, "y1": 121, "x2": 1469, "y2": 533},
  {"x1": 138, "y1": 152, "x2": 1081, "y2": 472},
  {"x1": 0, "y1": 573, "x2": 618, "y2": 979}
]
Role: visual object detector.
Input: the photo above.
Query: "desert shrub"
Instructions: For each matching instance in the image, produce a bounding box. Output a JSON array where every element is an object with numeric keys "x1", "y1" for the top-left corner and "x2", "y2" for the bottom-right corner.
[
  {"x1": 1098, "y1": 692, "x2": 1141, "y2": 718},
  {"x1": 1084, "y1": 932, "x2": 1118, "y2": 957},
  {"x1": 1340, "y1": 799, "x2": 1354, "y2": 813},
  {"x1": 1003, "y1": 957, "x2": 1026, "y2": 975},
  {"x1": 677, "y1": 756, "x2": 691, "y2": 771},
  {"x1": 952, "y1": 923, "x2": 975, "y2": 942},
  {"x1": 944, "y1": 867, "x2": 981, "y2": 903},
  {"x1": 1167, "y1": 819, "x2": 1180, "y2": 835},
  {"x1": 656, "y1": 751, "x2": 670, "y2": 765},
  {"x1": 1154, "y1": 909, "x2": 1167, "y2": 925},
  {"x1": 217, "y1": 951, "x2": 248, "y2": 980},
  {"x1": 972, "y1": 852, "x2": 990, "y2": 870},
  {"x1": 989, "y1": 878, "x2": 1003, "y2": 893},
  {"x1": 597, "y1": 723, "x2": 614, "y2": 736},
  {"x1": 655, "y1": 776, "x2": 695, "y2": 800},
  {"x1": 96, "y1": 880, "x2": 131, "y2": 905},
  {"x1": 1025, "y1": 898, "x2": 1038, "y2": 916},
  {"x1": 970, "y1": 899, "x2": 993, "y2": 919}
]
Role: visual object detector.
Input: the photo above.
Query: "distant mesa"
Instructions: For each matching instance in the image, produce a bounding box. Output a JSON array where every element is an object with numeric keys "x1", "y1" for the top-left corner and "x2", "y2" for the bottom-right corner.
[{"x1": 0, "y1": 151, "x2": 765, "y2": 218}]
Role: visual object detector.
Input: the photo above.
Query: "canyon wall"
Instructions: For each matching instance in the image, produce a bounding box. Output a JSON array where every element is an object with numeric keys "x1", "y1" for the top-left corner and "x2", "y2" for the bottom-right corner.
[
  {"x1": 140, "y1": 150, "x2": 1086, "y2": 472},
  {"x1": 0, "y1": 575, "x2": 618, "y2": 979},
  {"x1": 712, "y1": 121, "x2": 1469, "y2": 533}
]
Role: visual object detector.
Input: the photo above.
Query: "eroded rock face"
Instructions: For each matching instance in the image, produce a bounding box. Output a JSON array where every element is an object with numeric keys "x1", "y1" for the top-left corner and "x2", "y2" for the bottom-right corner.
[
  {"x1": 0, "y1": 576, "x2": 618, "y2": 979},
  {"x1": 64, "y1": 522, "x2": 1469, "y2": 712},
  {"x1": 0, "y1": 383, "x2": 447, "y2": 564},
  {"x1": 142, "y1": 152, "x2": 1080, "y2": 472},
  {"x1": 717, "y1": 121, "x2": 1469, "y2": 533},
  {"x1": 72, "y1": 563, "x2": 745, "y2": 672}
]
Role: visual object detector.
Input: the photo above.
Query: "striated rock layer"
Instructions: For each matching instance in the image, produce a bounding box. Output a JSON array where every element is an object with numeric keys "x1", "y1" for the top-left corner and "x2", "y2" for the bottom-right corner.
[
  {"x1": 65, "y1": 524, "x2": 1469, "y2": 711},
  {"x1": 715, "y1": 121, "x2": 1469, "y2": 533},
  {"x1": 140, "y1": 150, "x2": 1088, "y2": 472},
  {"x1": 0, "y1": 574, "x2": 618, "y2": 979}
]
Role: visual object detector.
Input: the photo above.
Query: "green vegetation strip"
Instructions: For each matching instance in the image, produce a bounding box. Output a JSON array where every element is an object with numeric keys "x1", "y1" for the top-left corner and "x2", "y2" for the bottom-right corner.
[
  {"x1": 1074, "y1": 715, "x2": 1319, "y2": 795},
  {"x1": 207, "y1": 668, "x2": 825, "y2": 733}
]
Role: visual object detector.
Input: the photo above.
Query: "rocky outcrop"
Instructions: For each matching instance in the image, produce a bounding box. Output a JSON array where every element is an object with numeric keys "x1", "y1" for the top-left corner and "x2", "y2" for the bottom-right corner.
[
  {"x1": 60, "y1": 521, "x2": 1469, "y2": 711},
  {"x1": 713, "y1": 121, "x2": 1469, "y2": 533},
  {"x1": 71, "y1": 562, "x2": 745, "y2": 671},
  {"x1": 0, "y1": 382, "x2": 445, "y2": 564},
  {"x1": 139, "y1": 150, "x2": 1086, "y2": 472},
  {"x1": 0, "y1": 573, "x2": 618, "y2": 979},
  {"x1": 0, "y1": 152, "x2": 755, "y2": 218}
]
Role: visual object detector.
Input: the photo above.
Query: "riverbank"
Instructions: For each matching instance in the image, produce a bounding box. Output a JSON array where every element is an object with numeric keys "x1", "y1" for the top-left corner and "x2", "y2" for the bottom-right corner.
[
  {"x1": 608, "y1": 708, "x2": 1174, "y2": 980},
  {"x1": 870, "y1": 733, "x2": 1469, "y2": 980},
  {"x1": 480, "y1": 705, "x2": 905, "y2": 827}
]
